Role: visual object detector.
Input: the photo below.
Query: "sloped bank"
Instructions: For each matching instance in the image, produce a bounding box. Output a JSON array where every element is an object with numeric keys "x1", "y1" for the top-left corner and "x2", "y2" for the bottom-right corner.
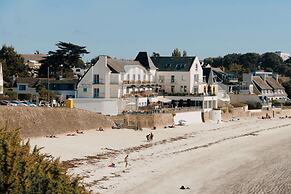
[{"x1": 0, "y1": 106, "x2": 114, "y2": 138}]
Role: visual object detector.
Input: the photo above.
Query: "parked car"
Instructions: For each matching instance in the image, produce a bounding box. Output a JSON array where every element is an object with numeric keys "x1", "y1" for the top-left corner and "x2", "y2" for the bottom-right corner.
[
  {"x1": 21, "y1": 101, "x2": 37, "y2": 107},
  {"x1": 0, "y1": 100, "x2": 9, "y2": 106},
  {"x1": 10, "y1": 100, "x2": 28, "y2": 106}
]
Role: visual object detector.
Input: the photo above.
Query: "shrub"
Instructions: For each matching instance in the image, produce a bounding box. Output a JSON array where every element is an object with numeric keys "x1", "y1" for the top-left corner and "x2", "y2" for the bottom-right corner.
[
  {"x1": 248, "y1": 102, "x2": 262, "y2": 110},
  {"x1": 0, "y1": 126, "x2": 89, "y2": 194}
]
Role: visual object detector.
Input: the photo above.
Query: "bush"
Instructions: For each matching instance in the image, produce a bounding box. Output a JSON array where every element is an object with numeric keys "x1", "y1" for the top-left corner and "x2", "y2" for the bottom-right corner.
[
  {"x1": 247, "y1": 102, "x2": 262, "y2": 110},
  {"x1": 272, "y1": 100, "x2": 281, "y2": 107},
  {"x1": 0, "y1": 126, "x2": 89, "y2": 194}
]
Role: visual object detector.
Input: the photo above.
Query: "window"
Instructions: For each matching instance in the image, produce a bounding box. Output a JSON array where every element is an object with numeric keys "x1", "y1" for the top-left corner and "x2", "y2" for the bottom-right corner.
[
  {"x1": 171, "y1": 85, "x2": 175, "y2": 93},
  {"x1": 194, "y1": 74, "x2": 199, "y2": 82},
  {"x1": 127, "y1": 74, "x2": 130, "y2": 81},
  {"x1": 159, "y1": 75, "x2": 165, "y2": 83},
  {"x1": 193, "y1": 86, "x2": 198, "y2": 94},
  {"x1": 93, "y1": 88, "x2": 99, "y2": 98},
  {"x1": 93, "y1": 74, "x2": 99, "y2": 84},
  {"x1": 171, "y1": 75, "x2": 175, "y2": 83},
  {"x1": 144, "y1": 74, "x2": 146, "y2": 81},
  {"x1": 76, "y1": 69, "x2": 80, "y2": 72},
  {"x1": 83, "y1": 88, "x2": 87, "y2": 92},
  {"x1": 133, "y1": 74, "x2": 136, "y2": 81},
  {"x1": 181, "y1": 75, "x2": 185, "y2": 81},
  {"x1": 180, "y1": 86, "x2": 183, "y2": 92},
  {"x1": 138, "y1": 74, "x2": 141, "y2": 80},
  {"x1": 18, "y1": 85, "x2": 26, "y2": 91},
  {"x1": 184, "y1": 86, "x2": 187, "y2": 93}
]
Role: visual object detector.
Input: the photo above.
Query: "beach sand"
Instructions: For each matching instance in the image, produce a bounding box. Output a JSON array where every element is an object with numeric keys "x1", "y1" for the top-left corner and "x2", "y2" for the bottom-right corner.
[{"x1": 30, "y1": 117, "x2": 291, "y2": 194}]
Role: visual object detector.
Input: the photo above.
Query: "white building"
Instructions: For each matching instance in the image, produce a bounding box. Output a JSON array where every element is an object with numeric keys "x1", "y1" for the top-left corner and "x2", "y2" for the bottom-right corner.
[
  {"x1": 275, "y1": 51, "x2": 290, "y2": 61},
  {"x1": 21, "y1": 53, "x2": 47, "y2": 77},
  {"x1": 0, "y1": 62, "x2": 3, "y2": 95},
  {"x1": 77, "y1": 55, "x2": 156, "y2": 99},
  {"x1": 243, "y1": 72, "x2": 288, "y2": 103},
  {"x1": 76, "y1": 52, "x2": 218, "y2": 115}
]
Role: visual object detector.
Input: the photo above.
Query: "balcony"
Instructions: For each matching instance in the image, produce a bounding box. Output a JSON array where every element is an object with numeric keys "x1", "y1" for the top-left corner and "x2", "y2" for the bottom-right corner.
[{"x1": 122, "y1": 80, "x2": 154, "y2": 85}]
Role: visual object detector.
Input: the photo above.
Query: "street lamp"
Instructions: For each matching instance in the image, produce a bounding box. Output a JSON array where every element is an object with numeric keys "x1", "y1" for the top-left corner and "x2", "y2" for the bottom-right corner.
[{"x1": 60, "y1": 64, "x2": 63, "y2": 79}]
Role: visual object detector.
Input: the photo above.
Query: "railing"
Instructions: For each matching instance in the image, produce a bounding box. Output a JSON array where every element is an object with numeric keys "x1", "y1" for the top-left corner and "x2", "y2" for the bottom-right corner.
[{"x1": 122, "y1": 80, "x2": 155, "y2": 85}]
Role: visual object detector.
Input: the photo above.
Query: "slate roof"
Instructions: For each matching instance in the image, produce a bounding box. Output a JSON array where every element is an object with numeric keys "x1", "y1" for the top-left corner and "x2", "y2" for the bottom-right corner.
[
  {"x1": 266, "y1": 77, "x2": 285, "y2": 90},
  {"x1": 203, "y1": 67, "x2": 216, "y2": 84},
  {"x1": 150, "y1": 56, "x2": 196, "y2": 72},
  {"x1": 252, "y1": 76, "x2": 272, "y2": 90},
  {"x1": 16, "y1": 77, "x2": 78, "y2": 87},
  {"x1": 107, "y1": 58, "x2": 146, "y2": 73},
  {"x1": 135, "y1": 52, "x2": 157, "y2": 70}
]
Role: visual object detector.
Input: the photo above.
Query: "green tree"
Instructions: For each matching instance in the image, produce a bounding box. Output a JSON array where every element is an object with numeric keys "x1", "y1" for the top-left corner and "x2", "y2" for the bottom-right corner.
[
  {"x1": 261, "y1": 52, "x2": 283, "y2": 70},
  {"x1": 0, "y1": 45, "x2": 29, "y2": 85},
  {"x1": 151, "y1": 52, "x2": 160, "y2": 57},
  {"x1": 282, "y1": 81, "x2": 291, "y2": 98},
  {"x1": 0, "y1": 126, "x2": 89, "y2": 194},
  {"x1": 39, "y1": 42, "x2": 89, "y2": 78},
  {"x1": 172, "y1": 48, "x2": 181, "y2": 57}
]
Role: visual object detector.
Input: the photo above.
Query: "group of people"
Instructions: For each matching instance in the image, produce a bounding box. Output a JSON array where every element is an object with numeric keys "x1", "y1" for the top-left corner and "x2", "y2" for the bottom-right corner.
[{"x1": 146, "y1": 132, "x2": 154, "y2": 141}]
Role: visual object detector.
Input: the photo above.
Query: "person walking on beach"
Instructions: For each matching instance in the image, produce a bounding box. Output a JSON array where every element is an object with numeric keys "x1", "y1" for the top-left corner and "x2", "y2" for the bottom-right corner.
[{"x1": 124, "y1": 154, "x2": 129, "y2": 168}]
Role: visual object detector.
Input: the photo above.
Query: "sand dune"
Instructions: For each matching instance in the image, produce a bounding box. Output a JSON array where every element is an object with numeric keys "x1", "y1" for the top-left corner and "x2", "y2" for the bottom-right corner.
[{"x1": 30, "y1": 117, "x2": 291, "y2": 194}]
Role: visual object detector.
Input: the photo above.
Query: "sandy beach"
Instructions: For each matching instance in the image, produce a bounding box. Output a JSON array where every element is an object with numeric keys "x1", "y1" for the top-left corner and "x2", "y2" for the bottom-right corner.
[{"x1": 30, "y1": 117, "x2": 291, "y2": 194}]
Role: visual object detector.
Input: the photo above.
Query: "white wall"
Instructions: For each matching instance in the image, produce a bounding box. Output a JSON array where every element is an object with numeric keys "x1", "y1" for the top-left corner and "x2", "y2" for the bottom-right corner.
[
  {"x1": 78, "y1": 56, "x2": 111, "y2": 98},
  {"x1": 157, "y1": 71, "x2": 190, "y2": 93},
  {"x1": 174, "y1": 111, "x2": 202, "y2": 125},
  {"x1": 74, "y1": 98, "x2": 125, "y2": 115}
]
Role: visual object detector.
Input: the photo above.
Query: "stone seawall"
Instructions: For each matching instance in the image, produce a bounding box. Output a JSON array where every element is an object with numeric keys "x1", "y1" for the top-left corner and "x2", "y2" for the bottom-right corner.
[
  {"x1": 221, "y1": 108, "x2": 291, "y2": 121},
  {"x1": 113, "y1": 113, "x2": 174, "y2": 129},
  {"x1": 0, "y1": 107, "x2": 114, "y2": 138}
]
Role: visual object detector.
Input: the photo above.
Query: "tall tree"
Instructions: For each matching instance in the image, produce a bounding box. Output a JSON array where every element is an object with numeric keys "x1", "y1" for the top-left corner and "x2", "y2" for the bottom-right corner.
[
  {"x1": 39, "y1": 41, "x2": 89, "y2": 78},
  {"x1": 261, "y1": 52, "x2": 283, "y2": 70},
  {"x1": 182, "y1": 50, "x2": 187, "y2": 57},
  {"x1": 172, "y1": 48, "x2": 181, "y2": 57},
  {"x1": 0, "y1": 45, "x2": 29, "y2": 85}
]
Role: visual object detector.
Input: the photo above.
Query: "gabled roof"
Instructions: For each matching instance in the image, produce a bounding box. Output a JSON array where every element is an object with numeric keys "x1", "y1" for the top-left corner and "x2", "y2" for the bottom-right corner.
[
  {"x1": 203, "y1": 67, "x2": 216, "y2": 84},
  {"x1": 135, "y1": 52, "x2": 157, "y2": 70},
  {"x1": 150, "y1": 56, "x2": 196, "y2": 72},
  {"x1": 107, "y1": 59, "x2": 145, "y2": 73},
  {"x1": 266, "y1": 77, "x2": 285, "y2": 90},
  {"x1": 252, "y1": 76, "x2": 272, "y2": 90}
]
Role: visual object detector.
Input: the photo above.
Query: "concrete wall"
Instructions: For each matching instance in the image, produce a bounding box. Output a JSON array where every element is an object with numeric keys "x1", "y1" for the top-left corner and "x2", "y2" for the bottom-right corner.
[
  {"x1": 0, "y1": 106, "x2": 114, "y2": 138},
  {"x1": 229, "y1": 94, "x2": 261, "y2": 104},
  {"x1": 74, "y1": 98, "x2": 125, "y2": 115},
  {"x1": 221, "y1": 107, "x2": 291, "y2": 121},
  {"x1": 174, "y1": 111, "x2": 202, "y2": 125},
  {"x1": 122, "y1": 113, "x2": 174, "y2": 129}
]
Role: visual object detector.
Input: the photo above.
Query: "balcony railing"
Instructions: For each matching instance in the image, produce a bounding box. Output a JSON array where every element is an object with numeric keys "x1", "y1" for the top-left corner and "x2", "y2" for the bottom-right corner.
[{"x1": 122, "y1": 80, "x2": 154, "y2": 85}]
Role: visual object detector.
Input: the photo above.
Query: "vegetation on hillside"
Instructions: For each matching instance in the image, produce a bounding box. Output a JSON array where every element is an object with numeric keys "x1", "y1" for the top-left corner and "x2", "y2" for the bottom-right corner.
[{"x1": 0, "y1": 126, "x2": 89, "y2": 194}]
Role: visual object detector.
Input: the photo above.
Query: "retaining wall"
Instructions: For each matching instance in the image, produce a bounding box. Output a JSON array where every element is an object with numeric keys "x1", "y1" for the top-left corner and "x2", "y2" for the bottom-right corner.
[{"x1": 0, "y1": 106, "x2": 114, "y2": 138}]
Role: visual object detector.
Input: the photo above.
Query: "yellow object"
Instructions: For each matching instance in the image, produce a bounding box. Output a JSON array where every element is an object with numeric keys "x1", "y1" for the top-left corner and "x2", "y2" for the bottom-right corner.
[{"x1": 65, "y1": 99, "x2": 74, "y2": 109}]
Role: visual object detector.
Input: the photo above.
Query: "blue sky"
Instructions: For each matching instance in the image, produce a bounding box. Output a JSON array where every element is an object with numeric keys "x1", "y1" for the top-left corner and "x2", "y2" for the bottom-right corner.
[{"x1": 0, "y1": 0, "x2": 291, "y2": 61}]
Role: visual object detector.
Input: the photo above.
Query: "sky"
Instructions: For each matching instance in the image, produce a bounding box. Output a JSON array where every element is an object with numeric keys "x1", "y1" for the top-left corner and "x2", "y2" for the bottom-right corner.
[{"x1": 0, "y1": 0, "x2": 291, "y2": 61}]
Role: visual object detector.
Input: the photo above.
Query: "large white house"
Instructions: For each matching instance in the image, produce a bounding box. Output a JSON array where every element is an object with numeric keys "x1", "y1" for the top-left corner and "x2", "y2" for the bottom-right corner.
[
  {"x1": 77, "y1": 55, "x2": 156, "y2": 99},
  {"x1": 76, "y1": 52, "x2": 218, "y2": 115}
]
